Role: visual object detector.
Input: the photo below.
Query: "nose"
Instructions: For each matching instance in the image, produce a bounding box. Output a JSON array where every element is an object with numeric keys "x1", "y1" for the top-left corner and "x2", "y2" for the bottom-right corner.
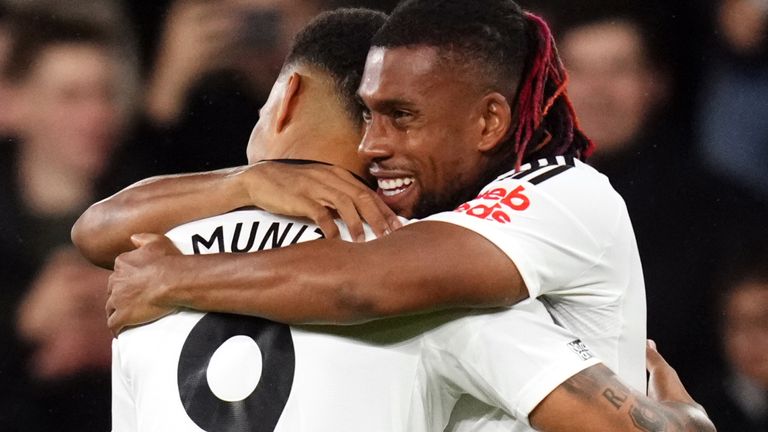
[{"x1": 358, "y1": 119, "x2": 392, "y2": 163}]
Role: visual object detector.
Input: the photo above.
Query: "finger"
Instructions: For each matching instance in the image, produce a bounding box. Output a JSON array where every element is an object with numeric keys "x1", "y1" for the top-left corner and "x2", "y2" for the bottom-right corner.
[
  {"x1": 315, "y1": 169, "x2": 398, "y2": 238},
  {"x1": 105, "y1": 302, "x2": 115, "y2": 321},
  {"x1": 645, "y1": 339, "x2": 668, "y2": 373},
  {"x1": 320, "y1": 192, "x2": 365, "y2": 242},
  {"x1": 306, "y1": 203, "x2": 340, "y2": 239},
  {"x1": 329, "y1": 168, "x2": 403, "y2": 235},
  {"x1": 354, "y1": 191, "x2": 401, "y2": 238},
  {"x1": 107, "y1": 310, "x2": 123, "y2": 337}
]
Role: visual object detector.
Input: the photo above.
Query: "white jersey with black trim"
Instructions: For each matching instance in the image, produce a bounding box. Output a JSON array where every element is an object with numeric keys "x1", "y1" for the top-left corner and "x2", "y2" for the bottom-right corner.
[
  {"x1": 112, "y1": 209, "x2": 432, "y2": 431},
  {"x1": 424, "y1": 156, "x2": 647, "y2": 394},
  {"x1": 408, "y1": 300, "x2": 601, "y2": 431},
  {"x1": 111, "y1": 208, "x2": 606, "y2": 432}
]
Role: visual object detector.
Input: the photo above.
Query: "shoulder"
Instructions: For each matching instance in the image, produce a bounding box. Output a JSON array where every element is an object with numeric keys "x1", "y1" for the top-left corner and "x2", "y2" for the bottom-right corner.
[{"x1": 451, "y1": 157, "x2": 627, "y2": 229}]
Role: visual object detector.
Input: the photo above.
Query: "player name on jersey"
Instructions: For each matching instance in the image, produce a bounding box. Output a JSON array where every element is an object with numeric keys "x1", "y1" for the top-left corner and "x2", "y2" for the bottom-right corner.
[{"x1": 187, "y1": 215, "x2": 324, "y2": 254}]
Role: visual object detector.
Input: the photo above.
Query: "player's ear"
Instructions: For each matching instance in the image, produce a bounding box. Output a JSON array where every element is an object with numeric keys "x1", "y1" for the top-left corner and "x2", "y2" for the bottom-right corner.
[
  {"x1": 276, "y1": 72, "x2": 302, "y2": 133},
  {"x1": 477, "y1": 92, "x2": 512, "y2": 153}
]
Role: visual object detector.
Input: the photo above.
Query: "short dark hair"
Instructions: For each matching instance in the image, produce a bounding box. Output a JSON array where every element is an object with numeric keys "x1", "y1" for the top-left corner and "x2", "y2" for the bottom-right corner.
[
  {"x1": 371, "y1": 0, "x2": 593, "y2": 171},
  {"x1": 285, "y1": 8, "x2": 387, "y2": 126},
  {"x1": 2, "y1": 9, "x2": 118, "y2": 83},
  {"x1": 373, "y1": 0, "x2": 528, "y2": 98}
]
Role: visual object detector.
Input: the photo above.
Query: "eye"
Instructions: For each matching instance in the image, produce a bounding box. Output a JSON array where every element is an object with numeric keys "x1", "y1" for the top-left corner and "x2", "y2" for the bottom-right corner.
[
  {"x1": 393, "y1": 110, "x2": 410, "y2": 119},
  {"x1": 361, "y1": 108, "x2": 372, "y2": 124},
  {"x1": 391, "y1": 110, "x2": 413, "y2": 126}
]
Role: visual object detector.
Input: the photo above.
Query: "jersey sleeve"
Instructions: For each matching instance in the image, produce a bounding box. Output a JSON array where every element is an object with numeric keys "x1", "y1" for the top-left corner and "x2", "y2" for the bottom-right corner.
[
  {"x1": 423, "y1": 160, "x2": 620, "y2": 300},
  {"x1": 421, "y1": 300, "x2": 602, "y2": 426}
]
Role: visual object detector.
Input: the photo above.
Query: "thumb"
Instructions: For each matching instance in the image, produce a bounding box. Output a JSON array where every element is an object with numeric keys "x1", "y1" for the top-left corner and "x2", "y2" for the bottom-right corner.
[
  {"x1": 645, "y1": 339, "x2": 667, "y2": 373},
  {"x1": 130, "y1": 233, "x2": 164, "y2": 248}
]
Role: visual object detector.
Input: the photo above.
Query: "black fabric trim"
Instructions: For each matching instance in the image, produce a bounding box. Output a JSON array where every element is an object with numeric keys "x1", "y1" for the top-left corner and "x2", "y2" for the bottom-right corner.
[{"x1": 528, "y1": 165, "x2": 572, "y2": 185}]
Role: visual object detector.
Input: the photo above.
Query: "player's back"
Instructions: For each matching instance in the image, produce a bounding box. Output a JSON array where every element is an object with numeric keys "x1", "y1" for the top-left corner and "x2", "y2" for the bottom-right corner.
[{"x1": 112, "y1": 209, "x2": 430, "y2": 432}]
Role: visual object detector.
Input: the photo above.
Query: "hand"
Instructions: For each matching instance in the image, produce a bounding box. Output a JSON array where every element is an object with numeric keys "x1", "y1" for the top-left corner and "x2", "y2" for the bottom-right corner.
[
  {"x1": 237, "y1": 162, "x2": 402, "y2": 241},
  {"x1": 646, "y1": 340, "x2": 716, "y2": 431},
  {"x1": 106, "y1": 233, "x2": 181, "y2": 335},
  {"x1": 646, "y1": 339, "x2": 697, "y2": 405},
  {"x1": 145, "y1": 0, "x2": 238, "y2": 123}
]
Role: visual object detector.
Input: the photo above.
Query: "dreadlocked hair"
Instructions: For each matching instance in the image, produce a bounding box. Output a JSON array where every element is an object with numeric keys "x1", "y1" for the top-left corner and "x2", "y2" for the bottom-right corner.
[
  {"x1": 372, "y1": 0, "x2": 593, "y2": 171},
  {"x1": 513, "y1": 12, "x2": 595, "y2": 167}
]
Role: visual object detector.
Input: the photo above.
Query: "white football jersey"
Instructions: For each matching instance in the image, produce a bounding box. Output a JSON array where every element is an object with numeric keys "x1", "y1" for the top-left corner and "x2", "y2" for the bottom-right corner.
[
  {"x1": 111, "y1": 208, "x2": 603, "y2": 432},
  {"x1": 409, "y1": 301, "x2": 601, "y2": 431},
  {"x1": 112, "y1": 210, "x2": 432, "y2": 431},
  {"x1": 426, "y1": 155, "x2": 647, "y2": 392}
]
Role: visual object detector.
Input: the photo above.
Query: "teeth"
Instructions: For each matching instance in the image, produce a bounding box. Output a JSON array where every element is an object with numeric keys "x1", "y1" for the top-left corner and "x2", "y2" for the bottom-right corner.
[{"x1": 378, "y1": 177, "x2": 415, "y2": 194}]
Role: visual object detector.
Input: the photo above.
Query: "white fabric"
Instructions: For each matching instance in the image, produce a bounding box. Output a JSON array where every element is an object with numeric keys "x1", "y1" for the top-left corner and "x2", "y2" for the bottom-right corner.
[
  {"x1": 425, "y1": 156, "x2": 647, "y2": 396},
  {"x1": 409, "y1": 301, "x2": 601, "y2": 431},
  {"x1": 111, "y1": 208, "x2": 609, "y2": 431},
  {"x1": 418, "y1": 157, "x2": 646, "y2": 432},
  {"x1": 113, "y1": 210, "x2": 424, "y2": 431}
]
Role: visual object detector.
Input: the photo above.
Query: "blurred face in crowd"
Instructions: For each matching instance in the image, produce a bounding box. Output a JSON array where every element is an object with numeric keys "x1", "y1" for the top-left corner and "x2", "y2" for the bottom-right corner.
[
  {"x1": 10, "y1": 42, "x2": 121, "y2": 177},
  {"x1": 560, "y1": 20, "x2": 664, "y2": 155},
  {"x1": 0, "y1": 23, "x2": 11, "y2": 133},
  {"x1": 358, "y1": 46, "x2": 497, "y2": 219},
  {"x1": 722, "y1": 281, "x2": 768, "y2": 388}
]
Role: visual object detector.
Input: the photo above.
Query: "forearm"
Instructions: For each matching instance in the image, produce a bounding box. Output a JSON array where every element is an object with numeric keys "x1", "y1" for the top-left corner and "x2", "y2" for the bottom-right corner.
[
  {"x1": 531, "y1": 364, "x2": 716, "y2": 432},
  {"x1": 72, "y1": 167, "x2": 250, "y2": 269},
  {"x1": 152, "y1": 222, "x2": 525, "y2": 324}
]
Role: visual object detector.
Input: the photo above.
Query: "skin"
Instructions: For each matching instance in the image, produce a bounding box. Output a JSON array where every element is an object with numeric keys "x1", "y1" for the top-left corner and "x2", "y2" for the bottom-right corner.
[
  {"x1": 357, "y1": 47, "x2": 511, "y2": 219},
  {"x1": 100, "y1": 46, "x2": 523, "y2": 328},
  {"x1": 560, "y1": 20, "x2": 664, "y2": 156},
  {"x1": 721, "y1": 281, "x2": 768, "y2": 388},
  {"x1": 8, "y1": 43, "x2": 121, "y2": 215},
  {"x1": 532, "y1": 341, "x2": 714, "y2": 432},
  {"x1": 74, "y1": 46, "x2": 714, "y2": 432}
]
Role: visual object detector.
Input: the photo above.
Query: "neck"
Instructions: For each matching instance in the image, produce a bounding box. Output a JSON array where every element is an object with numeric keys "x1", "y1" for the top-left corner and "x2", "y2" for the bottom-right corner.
[
  {"x1": 17, "y1": 143, "x2": 94, "y2": 216},
  {"x1": 278, "y1": 125, "x2": 365, "y2": 177}
]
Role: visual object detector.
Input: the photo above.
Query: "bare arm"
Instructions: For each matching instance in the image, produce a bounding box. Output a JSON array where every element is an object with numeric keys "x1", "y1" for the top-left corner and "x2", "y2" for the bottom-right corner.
[
  {"x1": 72, "y1": 167, "x2": 250, "y2": 269},
  {"x1": 530, "y1": 342, "x2": 715, "y2": 432},
  {"x1": 73, "y1": 162, "x2": 399, "y2": 269},
  {"x1": 106, "y1": 221, "x2": 526, "y2": 332}
]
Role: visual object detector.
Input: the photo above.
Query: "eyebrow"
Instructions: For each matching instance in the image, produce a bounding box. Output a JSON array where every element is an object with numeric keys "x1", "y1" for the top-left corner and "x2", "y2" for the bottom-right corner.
[{"x1": 359, "y1": 96, "x2": 417, "y2": 113}]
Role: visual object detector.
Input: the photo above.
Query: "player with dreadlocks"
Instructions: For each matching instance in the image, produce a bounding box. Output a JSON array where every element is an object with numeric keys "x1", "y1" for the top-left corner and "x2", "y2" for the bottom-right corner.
[{"x1": 78, "y1": 0, "x2": 711, "y2": 430}]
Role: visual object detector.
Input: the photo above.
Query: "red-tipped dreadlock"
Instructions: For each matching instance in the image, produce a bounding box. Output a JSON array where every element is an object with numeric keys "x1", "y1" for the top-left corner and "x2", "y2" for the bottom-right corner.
[{"x1": 512, "y1": 12, "x2": 595, "y2": 168}]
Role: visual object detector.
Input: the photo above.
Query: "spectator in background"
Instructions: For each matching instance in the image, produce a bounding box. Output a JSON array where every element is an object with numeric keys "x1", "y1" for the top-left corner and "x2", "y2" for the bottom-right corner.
[
  {"x1": 0, "y1": 2, "x2": 12, "y2": 137},
  {"x1": 557, "y1": 4, "x2": 768, "y2": 387},
  {"x1": 698, "y1": 0, "x2": 768, "y2": 200},
  {"x1": 695, "y1": 254, "x2": 768, "y2": 430},
  {"x1": 102, "y1": 0, "x2": 327, "y2": 193},
  {"x1": 0, "y1": 6, "x2": 134, "y2": 430}
]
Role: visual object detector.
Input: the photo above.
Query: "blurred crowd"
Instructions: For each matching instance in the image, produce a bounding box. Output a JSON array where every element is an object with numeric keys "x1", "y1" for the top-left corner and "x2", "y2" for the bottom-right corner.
[{"x1": 0, "y1": 0, "x2": 766, "y2": 430}]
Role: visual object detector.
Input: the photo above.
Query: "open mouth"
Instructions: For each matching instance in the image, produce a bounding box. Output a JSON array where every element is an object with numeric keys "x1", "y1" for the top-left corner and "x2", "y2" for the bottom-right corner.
[{"x1": 378, "y1": 177, "x2": 415, "y2": 197}]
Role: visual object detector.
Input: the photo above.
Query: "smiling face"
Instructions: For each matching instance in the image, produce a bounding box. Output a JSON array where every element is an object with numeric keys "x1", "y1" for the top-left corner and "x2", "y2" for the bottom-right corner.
[{"x1": 357, "y1": 46, "x2": 495, "y2": 219}]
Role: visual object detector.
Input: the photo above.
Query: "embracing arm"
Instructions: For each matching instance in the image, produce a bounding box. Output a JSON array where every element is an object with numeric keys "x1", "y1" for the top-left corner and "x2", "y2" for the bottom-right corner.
[
  {"x1": 530, "y1": 342, "x2": 716, "y2": 432},
  {"x1": 72, "y1": 167, "x2": 250, "y2": 269},
  {"x1": 73, "y1": 162, "x2": 398, "y2": 269},
  {"x1": 107, "y1": 221, "x2": 526, "y2": 330}
]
